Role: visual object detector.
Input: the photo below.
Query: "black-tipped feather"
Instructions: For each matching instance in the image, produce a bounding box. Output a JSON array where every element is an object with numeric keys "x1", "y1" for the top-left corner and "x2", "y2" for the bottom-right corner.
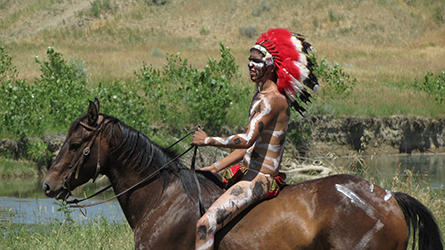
[{"x1": 289, "y1": 32, "x2": 319, "y2": 115}]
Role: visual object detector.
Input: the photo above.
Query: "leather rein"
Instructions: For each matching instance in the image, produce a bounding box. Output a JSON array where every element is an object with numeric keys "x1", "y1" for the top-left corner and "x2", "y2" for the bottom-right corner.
[{"x1": 64, "y1": 123, "x2": 203, "y2": 214}]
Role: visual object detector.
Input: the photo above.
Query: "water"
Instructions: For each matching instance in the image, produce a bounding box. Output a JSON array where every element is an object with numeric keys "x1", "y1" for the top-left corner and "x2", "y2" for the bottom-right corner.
[
  {"x1": 0, "y1": 178, "x2": 126, "y2": 224},
  {"x1": 1, "y1": 154, "x2": 444, "y2": 225},
  {"x1": 0, "y1": 196, "x2": 125, "y2": 224},
  {"x1": 333, "y1": 153, "x2": 445, "y2": 190}
]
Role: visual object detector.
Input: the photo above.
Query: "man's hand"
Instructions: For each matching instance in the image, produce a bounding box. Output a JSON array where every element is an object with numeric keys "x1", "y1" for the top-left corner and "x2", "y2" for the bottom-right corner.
[
  {"x1": 191, "y1": 128, "x2": 208, "y2": 146},
  {"x1": 200, "y1": 165, "x2": 219, "y2": 173}
]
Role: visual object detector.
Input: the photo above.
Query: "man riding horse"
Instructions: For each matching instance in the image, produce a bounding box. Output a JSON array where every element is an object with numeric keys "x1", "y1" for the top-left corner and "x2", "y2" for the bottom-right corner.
[{"x1": 191, "y1": 28, "x2": 319, "y2": 250}]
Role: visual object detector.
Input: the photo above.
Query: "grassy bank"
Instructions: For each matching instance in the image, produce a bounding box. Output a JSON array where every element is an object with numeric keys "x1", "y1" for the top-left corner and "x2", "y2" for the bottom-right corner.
[
  {"x1": 0, "y1": 158, "x2": 36, "y2": 179},
  {"x1": 0, "y1": 216, "x2": 134, "y2": 249}
]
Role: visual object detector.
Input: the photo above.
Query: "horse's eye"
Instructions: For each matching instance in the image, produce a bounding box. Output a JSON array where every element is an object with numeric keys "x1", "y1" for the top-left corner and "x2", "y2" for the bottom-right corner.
[{"x1": 69, "y1": 143, "x2": 81, "y2": 151}]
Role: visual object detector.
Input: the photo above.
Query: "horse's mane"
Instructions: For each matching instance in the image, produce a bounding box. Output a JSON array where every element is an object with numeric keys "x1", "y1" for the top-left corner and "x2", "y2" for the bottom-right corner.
[{"x1": 96, "y1": 114, "x2": 220, "y2": 200}]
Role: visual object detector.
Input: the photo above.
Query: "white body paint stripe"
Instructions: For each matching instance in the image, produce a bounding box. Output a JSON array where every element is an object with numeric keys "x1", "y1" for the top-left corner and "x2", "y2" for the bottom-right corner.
[
  {"x1": 199, "y1": 183, "x2": 253, "y2": 250},
  {"x1": 335, "y1": 184, "x2": 378, "y2": 219},
  {"x1": 384, "y1": 190, "x2": 392, "y2": 201},
  {"x1": 353, "y1": 220, "x2": 384, "y2": 250},
  {"x1": 263, "y1": 129, "x2": 285, "y2": 138},
  {"x1": 242, "y1": 97, "x2": 271, "y2": 144},
  {"x1": 255, "y1": 143, "x2": 282, "y2": 152}
]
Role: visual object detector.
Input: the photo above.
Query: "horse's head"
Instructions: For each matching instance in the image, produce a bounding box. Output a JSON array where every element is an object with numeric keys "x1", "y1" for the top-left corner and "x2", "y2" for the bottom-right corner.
[{"x1": 43, "y1": 98, "x2": 108, "y2": 200}]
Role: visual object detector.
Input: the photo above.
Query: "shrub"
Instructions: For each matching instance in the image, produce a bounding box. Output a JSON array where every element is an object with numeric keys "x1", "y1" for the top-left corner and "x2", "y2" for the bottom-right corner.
[
  {"x1": 239, "y1": 24, "x2": 258, "y2": 39},
  {"x1": 199, "y1": 27, "x2": 210, "y2": 35},
  {"x1": 146, "y1": 0, "x2": 169, "y2": 5},
  {"x1": 0, "y1": 44, "x2": 247, "y2": 143},
  {"x1": 92, "y1": 80, "x2": 151, "y2": 131},
  {"x1": 0, "y1": 46, "x2": 18, "y2": 82},
  {"x1": 135, "y1": 43, "x2": 244, "y2": 132},
  {"x1": 34, "y1": 47, "x2": 90, "y2": 130},
  {"x1": 90, "y1": 0, "x2": 115, "y2": 18},
  {"x1": 26, "y1": 138, "x2": 52, "y2": 174},
  {"x1": 310, "y1": 52, "x2": 357, "y2": 99},
  {"x1": 413, "y1": 71, "x2": 445, "y2": 105},
  {"x1": 151, "y1": 47, "x2": 165, "y2": 57},
  {"x1": 0, "y1": 47, "x2": 90, "y2": 139}
]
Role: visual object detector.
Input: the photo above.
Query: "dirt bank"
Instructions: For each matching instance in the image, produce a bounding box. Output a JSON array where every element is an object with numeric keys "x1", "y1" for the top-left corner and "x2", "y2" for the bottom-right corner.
[{"x1": 289, "y1": 115, "x2": 445, "y2": 156}]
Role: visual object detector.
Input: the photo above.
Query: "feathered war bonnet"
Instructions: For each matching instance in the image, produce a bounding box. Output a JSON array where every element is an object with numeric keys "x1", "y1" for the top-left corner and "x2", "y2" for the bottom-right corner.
[{"x1": 253, "y1": 28, "x2": 319, "y2": 116}]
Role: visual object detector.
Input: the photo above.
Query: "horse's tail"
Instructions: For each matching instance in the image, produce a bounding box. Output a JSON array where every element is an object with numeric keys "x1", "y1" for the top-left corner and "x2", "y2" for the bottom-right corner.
[{"x1": 393, "y1": 192, "x2": 443, "y2": 250}]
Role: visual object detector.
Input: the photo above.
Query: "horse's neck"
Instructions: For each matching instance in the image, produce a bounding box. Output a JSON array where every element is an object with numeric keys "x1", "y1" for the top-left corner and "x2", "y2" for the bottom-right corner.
[{"x1": 106, "y1": 160, "x2": 187, "y2": 228}]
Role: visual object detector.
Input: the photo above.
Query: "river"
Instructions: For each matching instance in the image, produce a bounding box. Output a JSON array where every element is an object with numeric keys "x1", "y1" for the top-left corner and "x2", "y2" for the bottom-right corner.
[{"x1": 1, "y1": 154, "x2": 444, "y2": 225}]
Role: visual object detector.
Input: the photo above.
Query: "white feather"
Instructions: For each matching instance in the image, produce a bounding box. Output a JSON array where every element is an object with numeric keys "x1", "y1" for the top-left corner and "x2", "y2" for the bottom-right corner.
[
  {"x1": 298, "y1": 54, "x2": 308, "y2": 67},
  {"x1": 290, "y1": 36, "x2": 303, "y2": 52},
  {"x1": 285, "y1": 88, "x2": 296, "y2": 102},
  {"x1": 293, "y1": 61, "x2": 310, "y2": 82}
]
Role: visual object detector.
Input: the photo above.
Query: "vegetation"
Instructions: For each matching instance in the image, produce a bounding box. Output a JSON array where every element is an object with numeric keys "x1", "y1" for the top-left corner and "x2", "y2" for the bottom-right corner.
[
  {"x1": 1, "y1": 1, "x2": 443, "y2": 133},
  {"x1": 0, "y1": 214, "x2": 134, "y2": 249},
  {"x1": 0, "y1": 43, "x2": 249, "y2": 139},
  {"x1": 413, "y1": 71, "x2": 445, "y2": 105}
]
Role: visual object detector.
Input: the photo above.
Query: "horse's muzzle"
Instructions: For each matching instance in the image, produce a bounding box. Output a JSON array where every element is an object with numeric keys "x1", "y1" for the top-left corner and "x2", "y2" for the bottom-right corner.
[{"x1": 43, "y1": 181, "x2": 71, "y2": 200}]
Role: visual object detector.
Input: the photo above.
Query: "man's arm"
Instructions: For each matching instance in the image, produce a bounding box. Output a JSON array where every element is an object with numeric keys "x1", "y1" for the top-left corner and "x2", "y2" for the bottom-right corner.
[
  {"x1": 192, "y1": 97, "x2": 278, "y2": 148},
  {"x1": 200, "y1": 149, "x2": 246, "y2": 173}
]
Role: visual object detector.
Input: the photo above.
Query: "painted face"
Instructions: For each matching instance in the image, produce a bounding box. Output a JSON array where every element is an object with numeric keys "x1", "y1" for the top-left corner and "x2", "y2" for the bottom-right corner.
[{"x1": 248, "y1": 49, "x2": 267, "y2": 82}]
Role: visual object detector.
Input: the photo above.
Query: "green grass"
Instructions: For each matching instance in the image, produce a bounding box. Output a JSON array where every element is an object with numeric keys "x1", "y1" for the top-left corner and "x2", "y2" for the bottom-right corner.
[
  {"x1": 0, "y1": 216, "x2": 134, "y2": 250},
  {"x1": 0, "y1": 158, "x2": 36, "y2": 179}
]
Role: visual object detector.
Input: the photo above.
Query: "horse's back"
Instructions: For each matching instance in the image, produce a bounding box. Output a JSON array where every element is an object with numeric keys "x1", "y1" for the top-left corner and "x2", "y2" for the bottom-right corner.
[{"x1": 218, "y1": 174, "x2": 408, "y2": 250}]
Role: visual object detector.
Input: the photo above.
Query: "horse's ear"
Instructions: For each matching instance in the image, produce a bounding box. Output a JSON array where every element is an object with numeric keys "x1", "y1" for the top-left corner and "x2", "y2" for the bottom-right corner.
[
  {"x1": 87, "y1": 100, "x2": 99, "y2": 126},
  {"x1": 94, "y1": 97, "x2": 100, "y2": 113}
]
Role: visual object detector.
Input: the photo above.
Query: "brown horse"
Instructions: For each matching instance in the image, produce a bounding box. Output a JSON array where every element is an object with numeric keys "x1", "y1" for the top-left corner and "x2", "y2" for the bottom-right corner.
[{"x1": 43, "y1": 99, "x2": 443, "y2": 250}]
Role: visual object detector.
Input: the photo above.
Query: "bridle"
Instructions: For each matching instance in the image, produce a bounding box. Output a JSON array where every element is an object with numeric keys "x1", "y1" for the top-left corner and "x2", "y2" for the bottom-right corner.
[
  {"x1": 64, "y1": 123, "x2": 204, "y2": 215},
  {"x1": 62, "y1": 119, "x2": 106, "y2": 196}
]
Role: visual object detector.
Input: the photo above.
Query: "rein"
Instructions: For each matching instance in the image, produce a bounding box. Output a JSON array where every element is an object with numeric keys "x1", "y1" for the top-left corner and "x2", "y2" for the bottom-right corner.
[{"x1": 67, "y1": 128, "x2": 202, "y2": 211}]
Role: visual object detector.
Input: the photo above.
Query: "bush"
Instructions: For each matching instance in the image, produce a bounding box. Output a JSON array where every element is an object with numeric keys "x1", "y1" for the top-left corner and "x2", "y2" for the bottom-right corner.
[
  {"x1": 310, "y1": 53, "x2": 357, "y2": 99},
  {"x1": 0, "y1": 47, "x2": 90, "y2": 139},
  {"x1": 0, "y1": 44, "x2": 247, "y2": 146},
  {"x1": 90, "y1": 0, "x2": 115, "y2": 18},
  {"x1": 26, "y1": 138, "x2": 52, "y2": 174},
  {"x1": 135, "y1": 42, "x2": 245, "y2": 132},
  {"x1": 239, "y1": 24, "x2": 258, "y2": 39},
  {"x1": 0, "y1": 46, "x2": 18, "y2": 82},
  {"x1": 413, "y1": 71, "x2": 445, "y2": 105}
]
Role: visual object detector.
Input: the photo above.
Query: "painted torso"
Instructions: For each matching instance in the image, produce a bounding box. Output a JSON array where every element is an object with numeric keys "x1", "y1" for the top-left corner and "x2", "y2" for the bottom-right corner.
[{"x1": 243, "y1": 91, "x2": 289, "y2": 176}]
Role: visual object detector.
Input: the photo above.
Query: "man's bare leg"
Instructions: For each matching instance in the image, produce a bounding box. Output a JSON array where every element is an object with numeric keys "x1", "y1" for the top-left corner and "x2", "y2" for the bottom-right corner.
[{"x1": 195, "y1": 173, "x2": 271, "y2": 250}]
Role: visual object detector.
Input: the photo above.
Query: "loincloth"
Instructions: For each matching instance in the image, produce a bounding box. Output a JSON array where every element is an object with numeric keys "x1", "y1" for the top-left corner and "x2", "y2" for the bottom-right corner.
[{"x1": 222, "y1": 164, "x2": 287, "y2": 199}]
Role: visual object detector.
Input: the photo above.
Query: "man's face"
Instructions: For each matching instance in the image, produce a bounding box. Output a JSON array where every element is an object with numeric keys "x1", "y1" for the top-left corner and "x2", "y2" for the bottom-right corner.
[{"x1": 248, "y1": 49, "x2": 267, "y2": 82}]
